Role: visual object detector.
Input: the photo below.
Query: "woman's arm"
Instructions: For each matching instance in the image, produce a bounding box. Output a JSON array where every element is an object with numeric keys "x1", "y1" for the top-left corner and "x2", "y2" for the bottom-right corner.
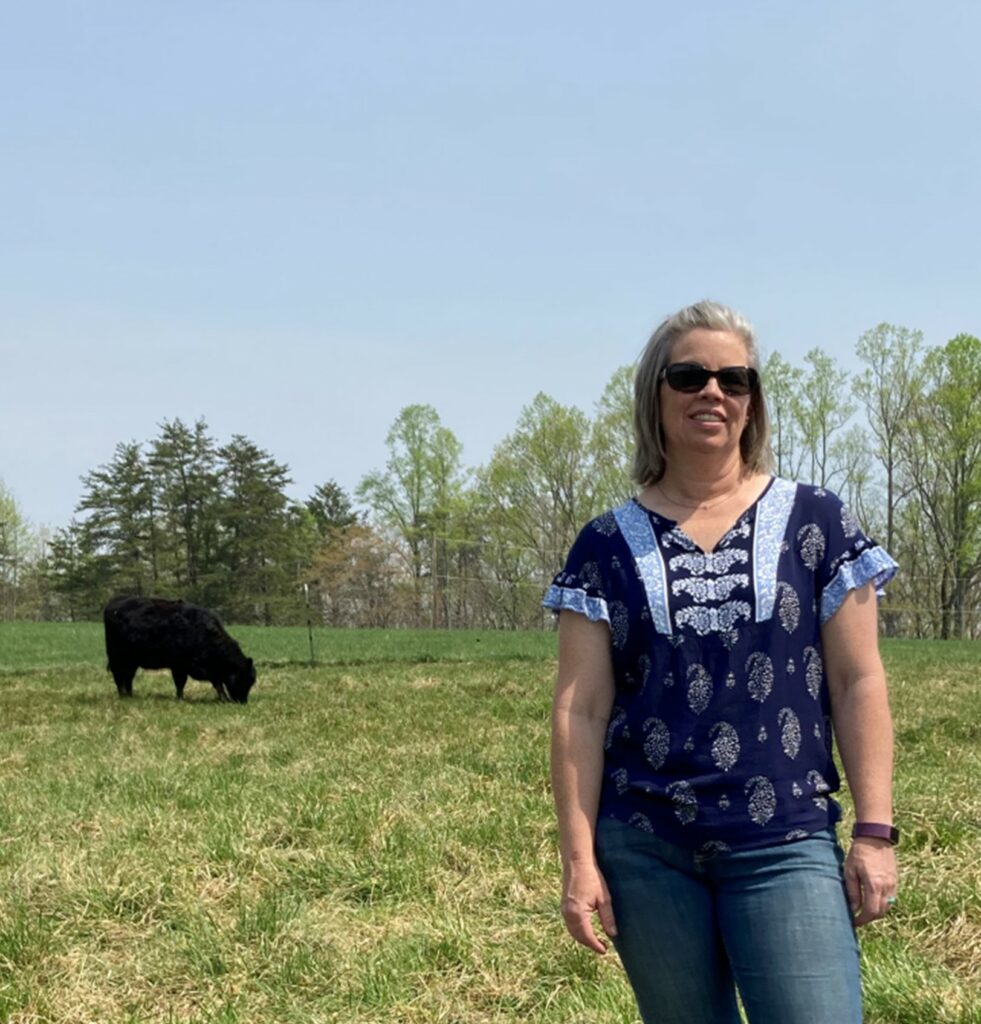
[
  {"x1": 822, "y1": 581, "x2": 898, "y2": 926},
  {"x1": 550, "y1": 609, "x2": 618, "y2": 953}
]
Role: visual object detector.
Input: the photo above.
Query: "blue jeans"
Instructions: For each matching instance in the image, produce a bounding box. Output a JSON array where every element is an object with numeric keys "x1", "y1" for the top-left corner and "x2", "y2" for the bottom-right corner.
[{"x1": 594, "y1": 818, "x2": 862, "y2": 1024}]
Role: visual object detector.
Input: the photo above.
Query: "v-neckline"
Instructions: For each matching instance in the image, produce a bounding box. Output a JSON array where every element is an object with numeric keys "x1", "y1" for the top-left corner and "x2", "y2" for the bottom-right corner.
[{"x1": 633, "y1": 476, "x2": 776, "y2": 555}]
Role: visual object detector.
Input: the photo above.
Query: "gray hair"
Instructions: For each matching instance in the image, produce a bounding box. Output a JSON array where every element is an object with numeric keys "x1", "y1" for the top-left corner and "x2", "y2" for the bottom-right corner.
[{"x1": 632, "y1": 299, "x2": 773, "y2": 486}]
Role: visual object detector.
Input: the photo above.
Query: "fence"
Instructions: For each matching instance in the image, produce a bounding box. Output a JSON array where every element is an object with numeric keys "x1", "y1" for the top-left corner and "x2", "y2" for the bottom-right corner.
[{"x1": 12, "y1": 529, "x2": 981, "y2": 640}]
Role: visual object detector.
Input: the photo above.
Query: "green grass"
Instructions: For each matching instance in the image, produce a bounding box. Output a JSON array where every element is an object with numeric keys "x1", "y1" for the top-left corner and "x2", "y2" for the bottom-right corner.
[
  {"x1": 0, "y1": 622, "x2": 556, "y2": 674},
  {"x1": 0, "y1": 625, "x2": 978, "y2": 1023}
]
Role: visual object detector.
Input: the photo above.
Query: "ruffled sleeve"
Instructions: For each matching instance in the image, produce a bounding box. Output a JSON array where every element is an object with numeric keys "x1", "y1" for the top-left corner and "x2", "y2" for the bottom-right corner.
[
  {"x1": 541, "y1": 515, "x2": 615, "y2": 624},
  {"x1": 816, "y1": 493, "x2": 898, "y2": 624}
]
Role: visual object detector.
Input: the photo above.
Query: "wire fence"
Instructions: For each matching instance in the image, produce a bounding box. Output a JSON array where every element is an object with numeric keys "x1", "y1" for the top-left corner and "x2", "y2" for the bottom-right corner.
[
  {"x1": 10, "y1": 525, "x2": 981, "y2": 639},
  {"x1": 293, "y1": 569, "x2": 981, "y2": 638}
]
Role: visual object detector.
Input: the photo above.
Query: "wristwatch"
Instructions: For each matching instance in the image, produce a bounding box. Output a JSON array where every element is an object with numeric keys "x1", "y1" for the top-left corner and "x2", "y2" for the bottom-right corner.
[{"x1": 851, "y1": 822, "x2": 900, "y2": 845}]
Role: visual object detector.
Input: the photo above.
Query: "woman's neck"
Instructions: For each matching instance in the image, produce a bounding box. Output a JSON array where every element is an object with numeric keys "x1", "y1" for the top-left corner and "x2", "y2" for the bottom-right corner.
[{"x1": 656, "y1": 455, "x2": 751, "y2": 509}]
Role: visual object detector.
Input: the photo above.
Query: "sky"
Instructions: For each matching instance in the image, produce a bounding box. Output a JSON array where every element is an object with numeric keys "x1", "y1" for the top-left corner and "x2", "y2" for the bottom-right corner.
[{"x1": 2, "y1": 1, "x2": 980, "y2": 532}]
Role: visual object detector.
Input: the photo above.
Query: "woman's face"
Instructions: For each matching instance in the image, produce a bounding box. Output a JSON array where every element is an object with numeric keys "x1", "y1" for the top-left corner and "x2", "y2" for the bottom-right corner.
[{"x1": 659, "y1": 328, "x2": 754, "y2": 463}]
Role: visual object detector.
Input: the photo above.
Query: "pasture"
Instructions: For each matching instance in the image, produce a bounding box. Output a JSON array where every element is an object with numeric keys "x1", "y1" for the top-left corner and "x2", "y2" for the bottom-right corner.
[{"x1": 0, "y1": 625, "x2": 978, "y2": 1023}]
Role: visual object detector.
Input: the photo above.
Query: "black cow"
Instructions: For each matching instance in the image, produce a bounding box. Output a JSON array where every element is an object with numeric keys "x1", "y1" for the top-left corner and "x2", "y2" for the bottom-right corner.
[{"x1": 104, "y1": 596, "x2": 256, "y2": 703}]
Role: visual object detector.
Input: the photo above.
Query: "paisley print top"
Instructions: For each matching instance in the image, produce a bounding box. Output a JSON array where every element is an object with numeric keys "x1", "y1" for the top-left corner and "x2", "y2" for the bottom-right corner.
[{"x1": 543, "y1": 478, "x2": 898, "y2": 853}]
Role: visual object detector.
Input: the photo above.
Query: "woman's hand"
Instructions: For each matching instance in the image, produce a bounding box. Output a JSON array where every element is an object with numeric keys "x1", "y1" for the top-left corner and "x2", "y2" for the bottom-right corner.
[
  {"x1": 561, "y1": 859, "x2": 618, "y2": 953},
  {"x1": 844, "y1": 837, "x2": 898, "y2": 926}
]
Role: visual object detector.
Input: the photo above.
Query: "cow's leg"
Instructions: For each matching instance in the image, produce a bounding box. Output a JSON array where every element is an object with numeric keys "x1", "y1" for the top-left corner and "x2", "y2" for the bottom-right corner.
[
  {"x1": 111, "y1": 664, "x2": 136, "y2": 698},
  {"x1": 172, "y1": 668, "x2": 188, "y2": 700}
]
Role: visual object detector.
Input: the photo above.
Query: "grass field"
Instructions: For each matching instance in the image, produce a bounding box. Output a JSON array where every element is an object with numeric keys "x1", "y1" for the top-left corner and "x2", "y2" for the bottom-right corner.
[
  {"x1": 0, "y1": 625, "x2": 978, "y2": 1023},
  {"x1": 0, "y1": 623, "x2": 558, "y2": 673}
]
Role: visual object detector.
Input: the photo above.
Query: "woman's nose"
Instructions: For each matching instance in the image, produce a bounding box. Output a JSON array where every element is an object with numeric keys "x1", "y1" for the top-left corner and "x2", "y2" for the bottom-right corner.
[{"x1": 699, "y1": 376, "x2": 726, "y2": 398}]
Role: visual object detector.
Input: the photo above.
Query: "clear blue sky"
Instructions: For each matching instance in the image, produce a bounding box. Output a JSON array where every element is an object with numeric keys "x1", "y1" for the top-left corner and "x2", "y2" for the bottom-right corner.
[{"x1": 2, "y1": 1, "x2": 979, "y2": 531}]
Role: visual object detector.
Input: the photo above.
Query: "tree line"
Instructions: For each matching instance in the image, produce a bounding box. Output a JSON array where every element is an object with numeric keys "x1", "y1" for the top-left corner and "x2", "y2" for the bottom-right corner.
[{"x1": 2, "y1": 324, "x2": 979, "y2": 638}]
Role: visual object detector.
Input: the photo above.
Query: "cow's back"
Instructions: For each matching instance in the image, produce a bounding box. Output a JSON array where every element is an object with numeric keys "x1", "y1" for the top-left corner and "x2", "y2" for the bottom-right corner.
[{"x1": 104, "y1": 596, "x2": 196, "y2": 670}]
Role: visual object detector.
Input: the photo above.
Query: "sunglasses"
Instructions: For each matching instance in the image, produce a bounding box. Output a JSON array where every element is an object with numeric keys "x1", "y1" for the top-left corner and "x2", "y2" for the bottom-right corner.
[{"x1": 659, "y1": 362, "x2": 759, "y2": 396}]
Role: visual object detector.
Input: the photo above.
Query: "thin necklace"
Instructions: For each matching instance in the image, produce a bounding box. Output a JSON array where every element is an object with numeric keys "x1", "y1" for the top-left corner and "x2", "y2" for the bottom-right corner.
[{"x1": 655, "y1": 480, "x2": 743, "y2": 512}]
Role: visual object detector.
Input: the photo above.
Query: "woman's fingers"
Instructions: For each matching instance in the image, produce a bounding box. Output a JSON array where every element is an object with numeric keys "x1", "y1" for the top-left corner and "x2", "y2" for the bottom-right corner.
[
  {"x1": 844, "y1": 865, "x2": 862, "y2": 917},
  {"x1": 845, "y1": 840, "x2": 898, "y2": 927},
  {"x1": 561, "y1": 869, "x2": 617, "y2": 953},
  {"x1": 597, "y1": 893, "x2": 618, "y2": 941},
  {"x1": 562, "y1": 896, "x2": 609, "y2": 953}
]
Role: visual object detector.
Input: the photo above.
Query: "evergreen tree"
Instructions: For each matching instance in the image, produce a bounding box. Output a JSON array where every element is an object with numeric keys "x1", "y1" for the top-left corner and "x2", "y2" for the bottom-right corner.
[
  {"x1": 218, "y1": 435, "x2": 299, "y2": 624},
  {"x1": 76, "y1": 441, "x2": 157, "y2": 597},
  {"x1": 45, "y1": 519, "x2": 106, "y2": 621},
  {"x1": 306, "y1": 479, "x2": 360, "y2": 536},
  {"x1": 149, "y1": 418, "x2": 219, "y2": 600}
]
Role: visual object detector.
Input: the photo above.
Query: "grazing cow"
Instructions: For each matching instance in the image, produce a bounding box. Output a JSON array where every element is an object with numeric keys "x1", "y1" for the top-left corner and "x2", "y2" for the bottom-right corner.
[{"x1": 104, "y1": 596, "x2": 256, "y2": 703}]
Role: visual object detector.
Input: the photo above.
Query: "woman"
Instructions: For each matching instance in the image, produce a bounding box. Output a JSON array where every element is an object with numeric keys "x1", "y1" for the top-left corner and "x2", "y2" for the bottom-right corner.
[{"x1": 545, "y1": 301, "x2": 898, "y2": 1024}]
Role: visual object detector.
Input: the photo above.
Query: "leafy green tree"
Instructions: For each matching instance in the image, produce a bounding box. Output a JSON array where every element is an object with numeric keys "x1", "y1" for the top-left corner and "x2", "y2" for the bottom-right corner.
[
  {"x1": 438, "y1": 487, "x2": 487, "y2": 629},
  {"x1": 830, "y1": 425, "x2": 880, "y2": 533},
  {"x1": 0, "y1": 480, "x2": 34, "y2": 619},
  {"x1": 889, "y1": 501, "x2": 939, "y2": 638},
  {"x1": 467, "y1": 482, "x2": 542, "y2": 629},
  {"x1": 486, "y1": 392, "x2": 597, "y2": 559},
  {"x1": 853, "y1": 324, "x2": 924, "y2": 554},
  {"x1": 897, "y1": 334, "x2": 981, "y2": 638},
  {"x1": 481, "y1": 393, "x2": 597, "y2": 627},
  {"x1": 792, "y1": 348, "x2": 855, "y2": 487},
  {"x1": 590, "y1": 365, "x2": 635, "y2": 510},
  {"x1": 761, "y1": 352, "x2": 805, "y2": 479},
  {"x1": 357, "y1": 404, "x2": 464, "y2": 625}
]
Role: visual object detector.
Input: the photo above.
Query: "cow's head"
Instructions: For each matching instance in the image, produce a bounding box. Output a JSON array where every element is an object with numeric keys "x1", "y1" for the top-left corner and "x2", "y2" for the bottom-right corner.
[{"x1": 226, "y1": 657, "x2": 257, "y2": 704}]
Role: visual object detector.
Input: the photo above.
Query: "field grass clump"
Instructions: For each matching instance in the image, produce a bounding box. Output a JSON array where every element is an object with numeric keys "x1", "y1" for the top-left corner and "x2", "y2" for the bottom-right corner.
[{"x1": 0, "y1": 627, "x2": 978, "y2": 1022}]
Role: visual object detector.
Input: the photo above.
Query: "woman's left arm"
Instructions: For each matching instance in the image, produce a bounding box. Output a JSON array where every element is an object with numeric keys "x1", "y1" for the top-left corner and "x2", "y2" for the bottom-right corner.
[{"x1": 822, "y1": 581, "x2": 899, "y2": 927}]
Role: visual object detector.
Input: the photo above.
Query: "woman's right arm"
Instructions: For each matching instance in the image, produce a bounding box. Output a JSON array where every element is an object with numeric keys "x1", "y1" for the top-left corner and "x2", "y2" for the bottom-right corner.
[{"x1": 550, "y1": 609, "x2": 618, "y2": 954}]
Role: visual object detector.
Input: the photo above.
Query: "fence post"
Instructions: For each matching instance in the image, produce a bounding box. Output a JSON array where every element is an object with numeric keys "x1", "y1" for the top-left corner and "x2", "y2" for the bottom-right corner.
[
  {"x1": 431, "y1": 531, "x2": 438, "y2": 630},
  {"x1": 303, "y1": 582, "x2": 316, "y2": 666}
]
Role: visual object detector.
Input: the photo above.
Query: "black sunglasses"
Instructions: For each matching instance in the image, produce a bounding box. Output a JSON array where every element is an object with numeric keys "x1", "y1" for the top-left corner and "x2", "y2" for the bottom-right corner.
[{"x1": 659, "y1": 362, "x2": 759, "y2": 396}]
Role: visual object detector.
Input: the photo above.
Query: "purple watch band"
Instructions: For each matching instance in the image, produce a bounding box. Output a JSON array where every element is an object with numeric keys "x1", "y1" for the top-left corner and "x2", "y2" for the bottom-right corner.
[{"x1": 851, "y1": 822, "x2": 900, "y2": 845}]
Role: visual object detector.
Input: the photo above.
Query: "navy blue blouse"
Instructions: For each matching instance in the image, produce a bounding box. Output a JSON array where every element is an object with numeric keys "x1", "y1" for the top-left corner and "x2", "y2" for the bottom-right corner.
[{"x1": 543, "y1": 478, "x2": 898, "y2": 853}]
